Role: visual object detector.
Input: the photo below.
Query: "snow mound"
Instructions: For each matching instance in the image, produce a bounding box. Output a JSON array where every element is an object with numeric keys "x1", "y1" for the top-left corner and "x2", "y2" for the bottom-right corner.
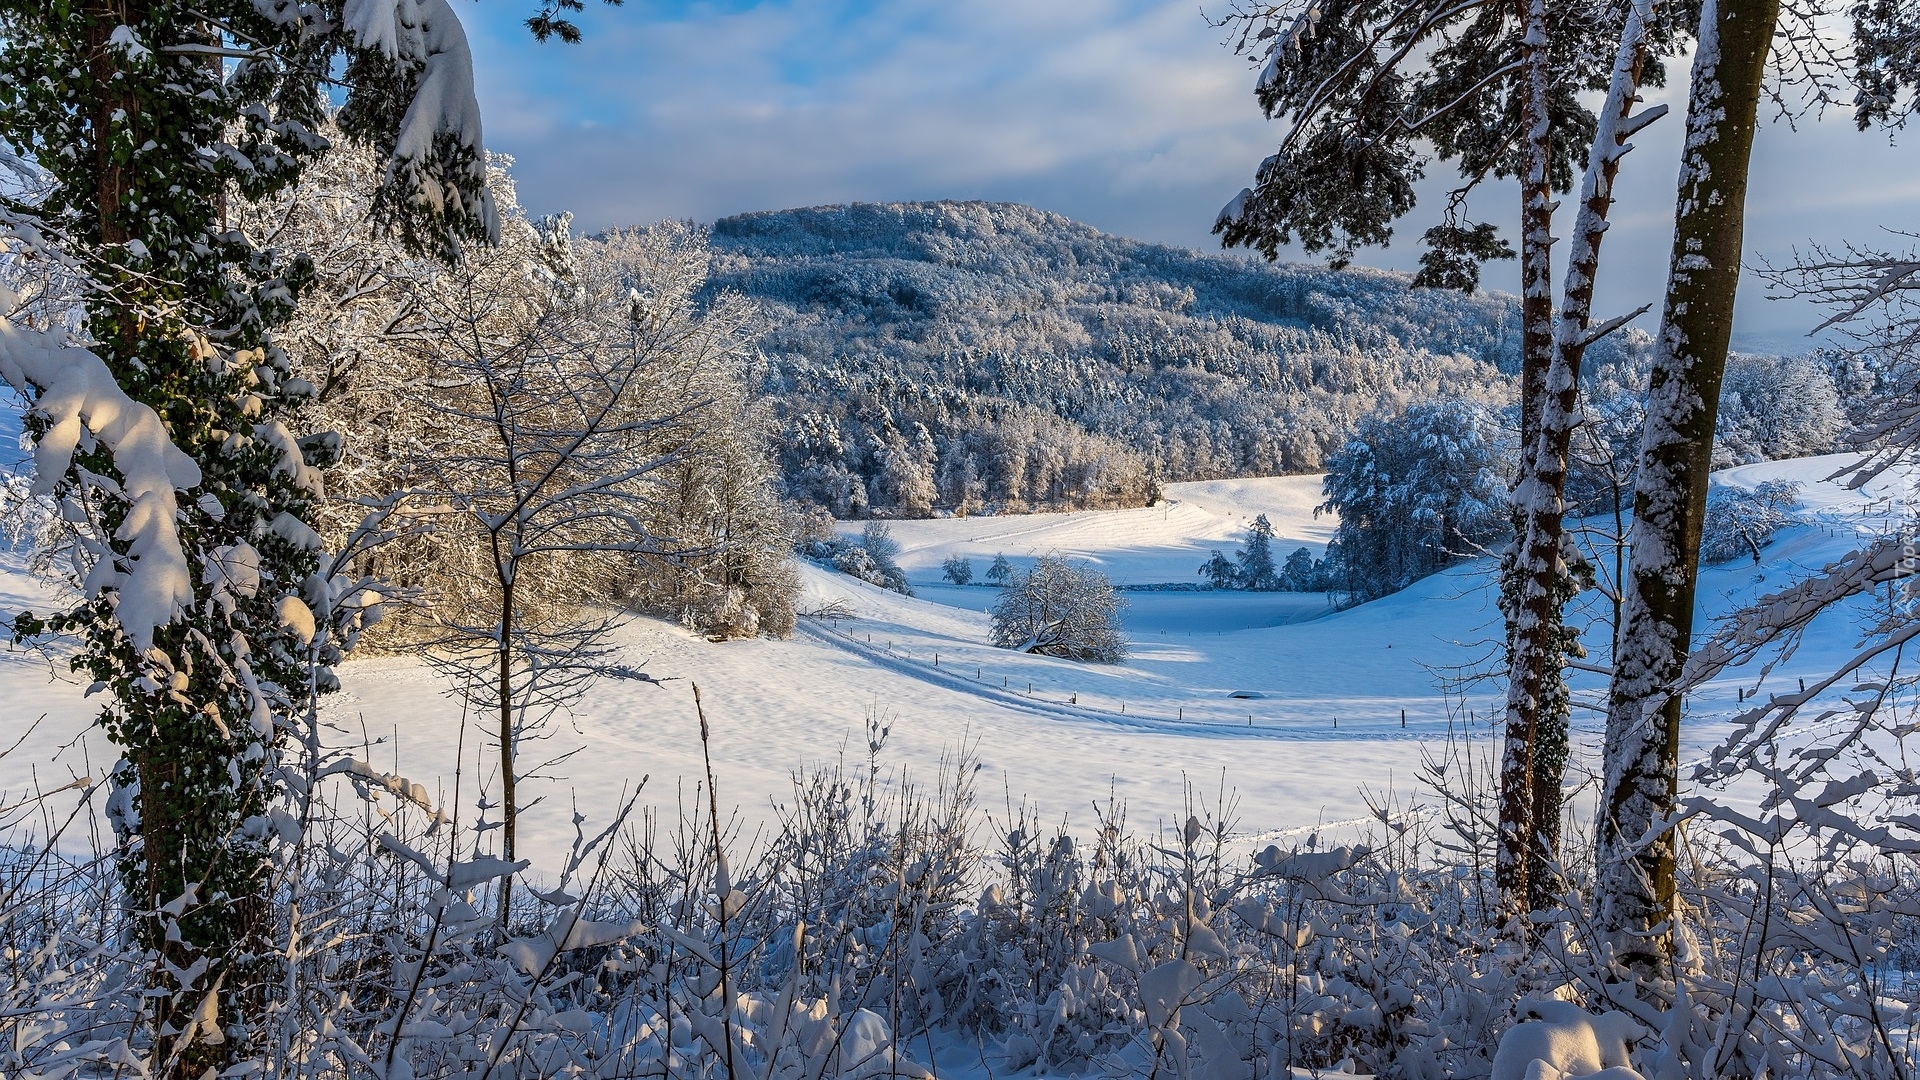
[{"x1": 1491, "y1": 1001, "x2": 1645, "y2": 1080}]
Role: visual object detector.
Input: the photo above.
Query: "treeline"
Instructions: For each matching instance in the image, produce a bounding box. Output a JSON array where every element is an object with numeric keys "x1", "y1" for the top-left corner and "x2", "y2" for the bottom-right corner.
[
  {"x1": 707, "y1": 200, "x2": 1554, "y2": 516},
  {"x1": 1314, "y1": 352, "x2": 1852, "y2": 604}
]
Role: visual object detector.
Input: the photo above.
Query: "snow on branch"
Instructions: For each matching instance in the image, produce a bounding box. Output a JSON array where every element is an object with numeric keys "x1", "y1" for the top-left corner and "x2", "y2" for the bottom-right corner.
[
  {"x1": 0, "y1": 287, "x2": 199, "y2": 652},
  {"x1": 1762, "y1": 236, "x2": 1920, "y2": 342},
  {"x1": 342, "y1": 0, "x2": 500, "y2": 255},
  {"x1": 1685, "y1": 537, "x2": 1918, "y2": 686},
  {"x1": 1682, "y1": 535, "x2": 1920, "y2": 780}
]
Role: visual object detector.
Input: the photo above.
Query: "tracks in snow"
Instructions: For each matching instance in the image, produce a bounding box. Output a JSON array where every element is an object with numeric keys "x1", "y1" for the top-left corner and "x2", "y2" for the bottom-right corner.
[{"x1": 794, "y1": 617, "x2": 1440, "y2": 743}]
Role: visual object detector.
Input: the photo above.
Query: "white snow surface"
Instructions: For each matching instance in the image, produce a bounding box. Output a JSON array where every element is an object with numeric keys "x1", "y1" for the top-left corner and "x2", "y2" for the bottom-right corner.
[
  {"x1": 1491, "y1": 1000, "x2": 1645, "y2": 1080},
  {"x1": 0, "y1": 456, "x2": 1902, "y2": 868},
  {"x1": 858, "y1": 474, "x2": 1336, "y2": 587}
]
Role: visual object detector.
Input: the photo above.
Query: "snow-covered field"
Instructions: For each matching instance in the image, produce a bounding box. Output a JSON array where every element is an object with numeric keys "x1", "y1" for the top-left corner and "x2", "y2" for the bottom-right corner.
[
  {"x1": 854, "y1": 474, "x2": 1336, "y2": 588},
  {"x1": 1, "y1": 457, "x2": 1899, "y2": 868}
]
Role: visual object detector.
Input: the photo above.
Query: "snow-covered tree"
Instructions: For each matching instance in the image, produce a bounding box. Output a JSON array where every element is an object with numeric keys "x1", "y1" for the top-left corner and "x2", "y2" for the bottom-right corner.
[
  {"x1": 243, "y1": 147, "x2": 795, "y2": 647},
  {"x1": 1700, "y1": 479, "x2": 1802, "y2": 565},
  {"x1": 868, "y1": 424, "x2": 938, "y2": 517},
  {"x1": 1237, "y1": 514, "x2": 1283, "y2": 591},
  {"x1": 0, "y1": 0, "x2": 523, "y2": 1066},
  {"x1": 589, "y1": 225, "x2": 797, "y2": 640},
  {"x1": 1713, "y1": 353, "x2": 1844, "y2": 466},
  {"x1": 1598, "y1": 0, "x2": 1783, "y2": 976},
  {"x1": 1854, "y1": 0, "x2": 1920, "y2": 128},
  {"x1": 1199, "y1": 550, "x2": 1240, "y2": 589},
  {"x1": 942, "y1": 555, "x2": 975, "y2": 585},
  {"x1": 1281, "y1": 546, "x2": 1320, "y2": 591},
  {"x1": 987, "y1": 552, "x2": 1014, "y2": 584},
  {"x1": 383, "y1": 210, "x2": 767, "y2": 925},
  {"x1": 1489, "y1": 0, "x2": 1670, "y2": 918},
  {"x1": 990, "y1": 555, "x2": 1127, "y2": 662},
  {"x1": 1318, "y1": 400, "x2": 1511, "y2": 602}
]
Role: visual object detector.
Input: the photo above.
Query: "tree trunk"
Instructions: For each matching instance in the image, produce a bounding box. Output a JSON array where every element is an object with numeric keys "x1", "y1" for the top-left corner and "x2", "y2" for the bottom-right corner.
[
  {"x1": 1510, "y1": 0, "x2": 1663, "y2": 916},
  {"x1": 1496, "y1": 0, "x2": 1557, "y2": 921},
  {"x1": 87, "y1": 7, "x2": 254, "y2": 1075},
  {"x1": 1597, "y1": 0, "x2": 1778, "y2": 978},
  {"x1": 498, "y1": 575, "x2": 517, "y2": 932}
]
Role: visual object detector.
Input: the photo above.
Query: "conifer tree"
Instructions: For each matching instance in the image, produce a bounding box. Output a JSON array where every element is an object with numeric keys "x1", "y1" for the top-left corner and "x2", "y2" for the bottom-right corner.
[
  {"x1": 1237, "y1": 514, "x2": 1283, "y2": 591},
  {"x1": 0, "y1": 1, "x2": 603, "y2": 1069},
  {"x1": 1200, "y1": 550, "x2": 1241, "y2": 589},
  {"x1": 1282, "y1": 546, "x2": 1317, "y2": 591}
]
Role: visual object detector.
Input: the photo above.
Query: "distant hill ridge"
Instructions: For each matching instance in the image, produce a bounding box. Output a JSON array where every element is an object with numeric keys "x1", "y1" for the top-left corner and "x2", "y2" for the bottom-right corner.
[{"x1": 704, "y1": 200, "x2": 1559, "y2": 517}]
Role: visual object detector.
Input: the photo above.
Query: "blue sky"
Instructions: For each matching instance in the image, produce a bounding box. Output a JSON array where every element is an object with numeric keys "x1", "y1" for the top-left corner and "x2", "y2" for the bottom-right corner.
[{"x1": 461, "y1": 0, "x2": 1916, "y2": 350}]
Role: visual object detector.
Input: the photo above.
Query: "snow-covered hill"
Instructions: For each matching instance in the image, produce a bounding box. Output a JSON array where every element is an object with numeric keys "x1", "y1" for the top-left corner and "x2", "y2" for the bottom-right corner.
[
  {"x1": 724, "y1": 200, "x2": 1542, "y2": 515},
  {"x1": 855, "y1": 474, "x2": 1335, "y2": 587},
  {"x1": 0, "y1": 454, "x2": 1894, "y2": 867}
]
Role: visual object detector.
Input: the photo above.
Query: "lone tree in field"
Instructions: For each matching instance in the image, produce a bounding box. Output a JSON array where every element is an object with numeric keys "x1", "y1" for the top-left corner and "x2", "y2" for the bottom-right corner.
[
  {"x1": 987, "y1": 552, "x2": 1014, "y2": 584},
  {"x1": 990, "y1": 555, "x2": 1127, "y2": 662},
  {"x1": 1237, "y1": 514, "x2": 1283, "y2": 591}
]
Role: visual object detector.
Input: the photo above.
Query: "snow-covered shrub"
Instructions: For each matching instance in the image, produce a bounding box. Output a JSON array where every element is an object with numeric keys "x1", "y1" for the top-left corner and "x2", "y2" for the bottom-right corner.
[
  {"x1": 1491, "y1": 1001, "x2": 1645, "y2": 1080},
  {"x1": 6, "y1": 687, "x2": 1920, "y2": 1080},
  {"x1": 799, "y1": 521, "x2": 912, "y2": 595},
  {"x1": 1700, "y1": 479, "x2": 1802, "y2": 564},
  {"x1": 941, "y1": 555, "x2": 974, "y2": 584},
  {"x1": 989, "y1": 554, "x2": 1127, "y2": 661},
  {"x1": 1320, "y1": 399, "x2": 1512, "y2": 601}
]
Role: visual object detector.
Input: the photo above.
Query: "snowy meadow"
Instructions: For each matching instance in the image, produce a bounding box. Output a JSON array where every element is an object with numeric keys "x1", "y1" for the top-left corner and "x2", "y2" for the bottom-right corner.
[{"x1": 4, "y1": 0, "x2": 1920, "y2": 1077}]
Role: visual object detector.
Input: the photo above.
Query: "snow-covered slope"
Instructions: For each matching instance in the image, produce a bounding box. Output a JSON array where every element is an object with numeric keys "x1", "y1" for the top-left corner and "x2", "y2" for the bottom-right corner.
[
  {"x1": 854, "y1": 474, "x2": 1335, "y2": 587},
  {"x1": 0, "y1": 454, "x2": 1895, "y2": 868}
]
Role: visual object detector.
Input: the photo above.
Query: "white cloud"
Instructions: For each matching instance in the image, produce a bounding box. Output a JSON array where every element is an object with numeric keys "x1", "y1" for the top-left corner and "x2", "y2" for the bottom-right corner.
[{"x1": 463, "y1": 0, "x2": 1914, "y2": 345}]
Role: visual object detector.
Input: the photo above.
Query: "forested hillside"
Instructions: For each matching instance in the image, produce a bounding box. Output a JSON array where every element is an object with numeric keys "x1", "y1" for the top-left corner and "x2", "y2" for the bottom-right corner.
[{"x1": 705, "y1": 200, "x2": 1551, "y2": 515}]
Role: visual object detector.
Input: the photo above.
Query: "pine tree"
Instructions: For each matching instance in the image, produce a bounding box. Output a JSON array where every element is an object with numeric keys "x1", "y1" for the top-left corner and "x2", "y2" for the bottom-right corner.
[
  {"x1": 1237, "y1": 514, "x2": 1282, "y2": 591},
  {"x1": 1281, "y1": 546, "x2": 1317, "y2": 591}
]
